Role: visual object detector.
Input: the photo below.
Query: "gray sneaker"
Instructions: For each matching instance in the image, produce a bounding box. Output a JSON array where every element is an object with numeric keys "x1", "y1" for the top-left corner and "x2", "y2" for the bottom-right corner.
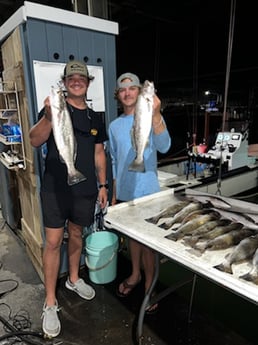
[
  {"x1": 41, "y1": 301, "x2": 61, "y2": 338},
  {"x1": 65, "y1": 278, "x2": 95, "y2": 300}
]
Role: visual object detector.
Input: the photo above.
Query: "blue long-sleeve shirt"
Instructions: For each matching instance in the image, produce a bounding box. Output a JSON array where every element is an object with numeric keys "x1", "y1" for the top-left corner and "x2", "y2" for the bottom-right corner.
[{"x1": 108, "y1": 114, "x2": 171, "y2": 201}]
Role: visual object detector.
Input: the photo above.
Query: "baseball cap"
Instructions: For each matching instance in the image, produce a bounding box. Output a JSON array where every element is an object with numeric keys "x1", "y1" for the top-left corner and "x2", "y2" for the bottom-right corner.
[
  {"x1": 63, "y1": 60, "x2": 94, "y2": 80},
  {"x1": 116, "y1": 72, "x2": 141, "y2": 89}
]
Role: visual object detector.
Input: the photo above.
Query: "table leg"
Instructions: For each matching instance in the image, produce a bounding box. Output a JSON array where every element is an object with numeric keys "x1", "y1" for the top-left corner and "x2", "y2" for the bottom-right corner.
[{"x1": 137, "y1": 252, "x2": 160, "y2": 344}]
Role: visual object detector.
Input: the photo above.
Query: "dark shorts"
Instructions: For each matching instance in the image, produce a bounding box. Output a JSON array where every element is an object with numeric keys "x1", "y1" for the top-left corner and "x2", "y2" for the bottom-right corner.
[{"x1": 40, "y1": 191, "x2": 98, "y2": 228}]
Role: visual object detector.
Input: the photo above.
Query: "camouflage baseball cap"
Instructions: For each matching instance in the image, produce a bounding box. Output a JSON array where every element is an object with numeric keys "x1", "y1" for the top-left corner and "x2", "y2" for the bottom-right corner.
[{"x1": 63, "y1": 60, "x2": 94, "y2": 80}]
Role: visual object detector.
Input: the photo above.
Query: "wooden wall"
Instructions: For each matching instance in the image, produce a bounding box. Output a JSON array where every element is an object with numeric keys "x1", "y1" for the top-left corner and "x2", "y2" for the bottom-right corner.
[{"x1": 1, "y1": 27, "x2": 44, "y2": 281}]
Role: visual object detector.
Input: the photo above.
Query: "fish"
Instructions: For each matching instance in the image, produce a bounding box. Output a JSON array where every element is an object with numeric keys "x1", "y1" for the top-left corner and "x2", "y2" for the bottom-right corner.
[
  {"x1": 145, "y1": 200, "x2": 190, "y2": 224},
  {"x1": 239, "y1": 247, "x2": 258, "y2": 284},
  {"x1": 185, "y1": 192, "x2": 232, "y2": 210},
  {"x1": 183, "y1": 219, "x2": 232, "y2": 246},
  {"x1": 193, "y1": 227, "x2": 253, "y2": 253},
  {"x1": 49, "y1": 85, "x2": 87, "y2": 186},
  {"x1": 195, "y1": 222, "x2": 243, "y2": 241},
  {"x1": 185, "y1": 189, "x2": 258, "y2": 216},
  {"x1": 208, "y1": 208, "x2": 258, "y2": 231},
  {"x1": 128, "y1": 80, "x2": 155, "y2": 172},
  {"x1": 165, "y1": 210, "x2": 220, "y2": 241},
  {"x1": 214, "y1": 234, "x2": 258, "y2": 274},
  {"x1": 159, "y1": 201, "x2": 204, "y2": 230}
]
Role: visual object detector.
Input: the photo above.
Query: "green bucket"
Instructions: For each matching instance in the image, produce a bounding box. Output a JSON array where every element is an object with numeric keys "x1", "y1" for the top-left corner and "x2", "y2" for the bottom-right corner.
[{"x1": 85, "y1": 231, "x2": 119, "y2": 284}]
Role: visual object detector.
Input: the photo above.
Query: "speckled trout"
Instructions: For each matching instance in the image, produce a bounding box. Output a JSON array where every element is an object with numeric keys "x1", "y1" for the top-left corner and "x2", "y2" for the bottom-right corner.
[
  {"x1": 128, "y1": 80, "x2": 155, "y2": 172},
  {"x1": 240, "y1": 246, "x2": 258, "y2": 284},
  {"x1": 215, "y1": 234, "x2": 258, "y2": 274},
  {"x1": 145, "y1": 200, "x2": 190, "y2": 224},
  {"x1": 49, "y1": 85, "x2": 86, "y2": 186}
]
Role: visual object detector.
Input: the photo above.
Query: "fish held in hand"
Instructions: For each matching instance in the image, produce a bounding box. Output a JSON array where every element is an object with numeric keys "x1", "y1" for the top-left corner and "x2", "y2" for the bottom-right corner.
[
  {"x1": 128, "y1": 80, "x2": 155, "y2": 172},
  {"x1": 49, "y1": 85, "x2": 87, "y2": 186},
  {"x1": 215, "y1": 234, "x2": 258, "y2": 274}
]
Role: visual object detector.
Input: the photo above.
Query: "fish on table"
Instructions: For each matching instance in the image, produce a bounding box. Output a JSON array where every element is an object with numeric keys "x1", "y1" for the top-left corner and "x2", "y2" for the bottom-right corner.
[
  {"x1": 193, "y1": 227, "x2": 254, "y2": 253},
  {"x1": 214, "y1": 234, "x2": 258, "y2": 274},
  {"x1": 165, "y1": 210, "x2": 220, "y2": 241},
  {"x1": 159, "y1": 201, "x2": 204, "y2": 230},
  {"x1": 49, "y1": 85, "x2": 87, "y2": 186},
  {"x1": 194, "y1": 222, "x2": 243, "y2": 242},
  {"x1": 184, "y1": 218, "x2": 231, "y2": 246},
  {"x1": 239, "y1": 247, "x2": 258, "y2": 284},
  {"x1": 128, "y1": 80, "x2": 155, "y2": 172},
  {"x1": 183, "y1": 219, "x2": 232, "y2": 246},
  {"x1": 208, "y1": 208, "x2": 258, "y2": 231},
  {"x1": 185, "y1": 192, "x2": 232, "y2": 210},
  {"x1": 145, "y1": 200, "x2": 190, "y2": 224}
]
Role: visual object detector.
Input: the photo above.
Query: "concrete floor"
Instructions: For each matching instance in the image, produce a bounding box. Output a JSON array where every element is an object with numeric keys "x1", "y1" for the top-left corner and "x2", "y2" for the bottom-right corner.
[{"x1": 0, "y1": 216, "x2": 255, "y2": 345}]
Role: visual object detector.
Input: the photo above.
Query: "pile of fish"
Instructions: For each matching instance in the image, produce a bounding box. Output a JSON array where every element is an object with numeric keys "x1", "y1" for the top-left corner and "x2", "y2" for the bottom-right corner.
[{"x1": 145, "y1": 196, "x2": 258, "y2": 285}]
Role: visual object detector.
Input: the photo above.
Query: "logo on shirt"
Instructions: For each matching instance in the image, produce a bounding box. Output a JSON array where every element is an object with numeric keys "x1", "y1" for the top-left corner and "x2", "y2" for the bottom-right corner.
[{"x1": 91, "y1": 128, "x2": 98, "y2": 136}]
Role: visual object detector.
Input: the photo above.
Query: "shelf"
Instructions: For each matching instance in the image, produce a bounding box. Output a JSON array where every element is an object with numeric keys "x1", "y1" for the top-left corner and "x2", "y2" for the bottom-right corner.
[
  {"x1": 0, "y1": 134, "x2": 21, "y2": 145},
  {"x1": 0, "y1": 109, "x2": 17, "y2": 118},
  {"x1": 0, "y1": 81, "x2": 26, "y2": 170},
  {"x1": 0, "y1": 155, "x2": 24, "y2": 170}
]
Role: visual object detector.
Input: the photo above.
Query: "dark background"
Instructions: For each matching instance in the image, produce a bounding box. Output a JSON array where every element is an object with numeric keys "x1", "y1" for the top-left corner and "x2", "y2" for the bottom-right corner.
[{"x1": 1, "y1": 0, "x2": 257, "y2": 157}]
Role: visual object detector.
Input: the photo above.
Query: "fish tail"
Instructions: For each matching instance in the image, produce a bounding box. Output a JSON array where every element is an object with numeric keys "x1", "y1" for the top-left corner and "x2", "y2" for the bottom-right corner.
[
  {"x1": 67, "y1": 170, "x2": 87, "y2": 186},
  {"x1": 158, "y1": 222, "x2": 172, "y2": 230},
  {"x1": 239, "y1": 272, "x2": 258, "y2": 284},
  {"x1": 145, "y1": 216, "x2": 159, "y2": 224},
  {"x1": 165, "y1": 232, "x2": 178, "y2": 241},
  {"x1": 214, "y1": 262, "x2": 232, "y2": 274},
  {"x1": 128, "y1": 159, "x2": 145, "y2": 172}
]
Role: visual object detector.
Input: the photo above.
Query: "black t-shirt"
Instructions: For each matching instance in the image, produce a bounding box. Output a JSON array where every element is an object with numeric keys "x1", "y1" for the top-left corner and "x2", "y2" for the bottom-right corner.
[{"x1": 39, "y1": 103, "x2": 108, "y2": 196}]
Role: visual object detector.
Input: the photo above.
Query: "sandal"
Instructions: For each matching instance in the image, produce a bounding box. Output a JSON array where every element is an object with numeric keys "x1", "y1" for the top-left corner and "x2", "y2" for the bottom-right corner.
[
  {"x1": 145, "y1": 302, "x2": 158, "y2": 315},
  {"x1": 145, "y1": 290, "x2": 158, "y2": 315},
  {"x1": 116, "y1": 277, "x2": 141, "y2": 298}
]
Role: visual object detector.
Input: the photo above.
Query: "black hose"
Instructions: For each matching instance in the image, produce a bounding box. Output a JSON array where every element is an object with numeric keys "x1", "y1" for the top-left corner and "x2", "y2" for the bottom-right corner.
[{"x1": 0, "y1": 314, "x2": 44, "y2": 345}]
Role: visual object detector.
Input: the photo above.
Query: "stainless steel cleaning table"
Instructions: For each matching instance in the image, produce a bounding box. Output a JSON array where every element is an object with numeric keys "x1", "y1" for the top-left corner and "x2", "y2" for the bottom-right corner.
[{"x1": 104, "y1": 189, "x2": 258, "y2": 344}]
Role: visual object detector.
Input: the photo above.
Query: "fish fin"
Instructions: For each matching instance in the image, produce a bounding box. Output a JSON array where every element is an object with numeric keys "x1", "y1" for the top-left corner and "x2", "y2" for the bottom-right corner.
[
  {"x1": 67, "y1": 170, "x2": 87, "y2": 186},
  {"x1": 128, "y1": 159, "x2": 145, "y2": 172},
  {"x1": 214, "y1": 262, "x2": 232, "y2": 274},
  {"x1": 193, "y1": 241, "x2": 207, "y2": 254}
]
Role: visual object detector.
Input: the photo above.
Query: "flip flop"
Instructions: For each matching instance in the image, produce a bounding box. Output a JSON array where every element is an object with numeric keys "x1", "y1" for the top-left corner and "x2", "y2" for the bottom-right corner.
[
  {"x1": 145, "y1": 302, "x2": 158, "y2": 315},
  {"x1": 116, "y1": 277, "x2": 141, "y2": 298},
  {"x1": 145, "y1": 290, "x2": 158, "y2": 315}
]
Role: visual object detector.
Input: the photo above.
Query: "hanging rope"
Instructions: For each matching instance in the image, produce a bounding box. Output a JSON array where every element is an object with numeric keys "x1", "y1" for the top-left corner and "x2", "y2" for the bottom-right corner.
[{"x1": 216, "y1": 0, "x2": 236, "y2": 195}]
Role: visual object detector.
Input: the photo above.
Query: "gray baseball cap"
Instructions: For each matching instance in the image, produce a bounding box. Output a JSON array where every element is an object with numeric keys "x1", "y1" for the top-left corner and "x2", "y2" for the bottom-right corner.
[{"x1": 116, "y1": 72, "x2": 141, "y2": 89}]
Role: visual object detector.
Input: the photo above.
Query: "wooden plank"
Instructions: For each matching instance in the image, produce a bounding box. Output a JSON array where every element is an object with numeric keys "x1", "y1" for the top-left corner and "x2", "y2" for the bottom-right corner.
[
  {"x1": 1, "y1": 27, "x2": 23, "y2": 69},
  {"x1": 17, "y1": 175, "x2": 43, "y2": 243},
  {"x1": 21, "y1": 217, "x2": 44, "y2": 282}
]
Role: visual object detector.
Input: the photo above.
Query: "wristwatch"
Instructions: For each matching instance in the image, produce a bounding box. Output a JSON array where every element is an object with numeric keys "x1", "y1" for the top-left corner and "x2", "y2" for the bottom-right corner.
[{"x1": 98, "y1": 183, "x2": 109, "y2": 189}]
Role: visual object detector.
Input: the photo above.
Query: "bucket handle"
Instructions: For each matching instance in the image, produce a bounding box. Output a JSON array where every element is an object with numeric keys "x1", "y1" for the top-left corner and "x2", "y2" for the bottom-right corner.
[{"x1": 85, "y1": 251, "x2": 116, "y2": 271}]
